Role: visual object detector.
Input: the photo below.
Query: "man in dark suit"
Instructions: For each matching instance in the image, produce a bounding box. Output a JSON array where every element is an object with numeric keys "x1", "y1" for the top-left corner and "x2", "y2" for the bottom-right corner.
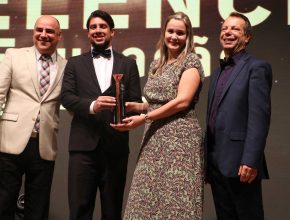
[
  {"x1": 60, "y1": 10, "x2": 142, "y2": 220},
  {"x1": 205, "y1": 12, "x2": 272, "y2": 220}
]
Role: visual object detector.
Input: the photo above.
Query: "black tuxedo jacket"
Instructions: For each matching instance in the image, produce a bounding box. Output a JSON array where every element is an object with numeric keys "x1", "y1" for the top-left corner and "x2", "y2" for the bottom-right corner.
[
  {"x1": 205, "y1": 52, "x2": 272, "y2": 179},
  {"x1": 61, "y1": 50, "x2": 142, "y2": 154}
]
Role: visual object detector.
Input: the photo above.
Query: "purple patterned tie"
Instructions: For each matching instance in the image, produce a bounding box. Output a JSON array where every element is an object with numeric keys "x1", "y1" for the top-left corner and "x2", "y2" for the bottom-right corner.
[{"x1": 34, "y1": 54, "x2": 51, "y2": 132}]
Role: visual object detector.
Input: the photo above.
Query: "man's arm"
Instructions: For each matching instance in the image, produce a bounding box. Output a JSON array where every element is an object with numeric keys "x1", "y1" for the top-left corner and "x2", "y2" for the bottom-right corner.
[
  {"x1": 60, "y1": 58, "x2": 93, "y2": 115},
  {"x1": 240, "y1": 60, "x2": 272, "y2": 180}
]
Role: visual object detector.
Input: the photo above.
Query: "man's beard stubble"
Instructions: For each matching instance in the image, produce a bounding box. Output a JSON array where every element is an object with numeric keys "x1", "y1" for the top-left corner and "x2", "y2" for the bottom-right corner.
[{"x1": 92, "y1": 40, "x2": 110, "y2": 50}]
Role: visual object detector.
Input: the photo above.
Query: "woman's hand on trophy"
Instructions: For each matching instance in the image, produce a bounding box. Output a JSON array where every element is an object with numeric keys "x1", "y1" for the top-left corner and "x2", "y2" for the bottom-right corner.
[{"x1": 110, "y1": 115, "x2": 145, "y2": 131}]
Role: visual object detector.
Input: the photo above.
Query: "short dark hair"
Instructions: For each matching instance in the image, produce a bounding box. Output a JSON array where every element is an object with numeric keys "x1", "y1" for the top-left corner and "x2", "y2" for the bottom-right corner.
[
  {"x1": 86, "y1": 10, "x2": 115, "y2": 30},
  {"x1": 229, "y1": 12, "x2": 252, "y2": 36}
]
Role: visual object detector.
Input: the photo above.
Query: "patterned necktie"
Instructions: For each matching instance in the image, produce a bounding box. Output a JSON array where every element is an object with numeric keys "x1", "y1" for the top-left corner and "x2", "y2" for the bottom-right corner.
[
  {"x1": 39, "y1": 54, "x2": 51, "y2": 96},
  {"x1": 34, "y1": 54, "x2": 51, "y2": 133}
]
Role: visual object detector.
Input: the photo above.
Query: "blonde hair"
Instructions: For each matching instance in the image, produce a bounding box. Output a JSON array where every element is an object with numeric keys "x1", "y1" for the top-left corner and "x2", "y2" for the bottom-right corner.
[{"x1": 152, "y1": 12, "x2": 195, "y2": 74}]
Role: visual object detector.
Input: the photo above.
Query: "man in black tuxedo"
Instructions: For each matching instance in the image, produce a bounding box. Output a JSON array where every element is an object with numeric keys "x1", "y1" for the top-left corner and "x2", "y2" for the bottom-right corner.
[
  {"x1": 61, "y1": 10, "x2": 142, "y2": 220},
  {"x1": 205, "y1": 12, "x2": 272, "y2": 220}
]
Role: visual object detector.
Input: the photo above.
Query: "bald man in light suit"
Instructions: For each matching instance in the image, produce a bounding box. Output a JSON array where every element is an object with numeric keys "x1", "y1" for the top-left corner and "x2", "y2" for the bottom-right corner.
[{"x1": 0, "y1": 15, "x2": 66, "y2": 219}]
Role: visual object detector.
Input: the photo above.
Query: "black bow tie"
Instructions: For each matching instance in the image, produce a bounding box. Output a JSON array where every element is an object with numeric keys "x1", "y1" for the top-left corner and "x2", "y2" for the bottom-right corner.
[
  {"x1": 220, "y1": 57, "x2": 234, "y2": 68},
  {"x1": 92, "y1": 48, "x2": 111, "y2": 58}
]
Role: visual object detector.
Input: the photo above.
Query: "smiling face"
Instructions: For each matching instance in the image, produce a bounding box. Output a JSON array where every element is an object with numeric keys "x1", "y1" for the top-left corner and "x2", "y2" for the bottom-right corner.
[
  {"x1": 87, "y1": 17, "x2": 115, "y2": 50},
  {"x1": 220, "y1": 16, "x2": 251, "y2": 57},
  {"x1": 33, "y1": 16, "x2": 61, "y2": 55},
  {"x1": 164, "y1": 18, "x2": 187, "y2": 58}
]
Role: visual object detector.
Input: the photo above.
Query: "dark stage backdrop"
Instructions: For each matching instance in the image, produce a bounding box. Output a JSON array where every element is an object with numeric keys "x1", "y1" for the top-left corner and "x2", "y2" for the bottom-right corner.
[{"x1": 1, "y1": 0, "x2": 289, "y2": 219}]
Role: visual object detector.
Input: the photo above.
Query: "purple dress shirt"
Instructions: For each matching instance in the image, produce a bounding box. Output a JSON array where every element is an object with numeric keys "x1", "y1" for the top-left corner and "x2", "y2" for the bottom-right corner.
[{"x1": 208, "y1": 51, "x2": 245, "y2": 141}]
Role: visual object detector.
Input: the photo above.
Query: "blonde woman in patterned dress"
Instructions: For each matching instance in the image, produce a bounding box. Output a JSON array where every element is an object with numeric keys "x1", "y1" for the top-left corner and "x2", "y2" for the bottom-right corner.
[{"x1": 111, "y1": 12, "x2": 204, "y2": 219}]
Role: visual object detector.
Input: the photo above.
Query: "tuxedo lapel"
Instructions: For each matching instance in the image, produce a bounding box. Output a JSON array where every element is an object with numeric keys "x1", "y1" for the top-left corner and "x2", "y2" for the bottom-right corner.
[
  {"x1": 82, "y1": 52, "x2": 102, "y2": 94},
  {"x1": 112, "y1": 51, "x2": 123, "y2": 75},
  {"x1": 111, "y1": 51, "x2": 123, "y2": 89},
  {"x1": 105, "y1": 51, "x2": 124, "y2": 95},
  {"x1": 208, "y1": 68, "x2": 221, "y2": 117},
  {"x1": 218, "y1": 53, "x2": 250, "y2": 106},
  {"x1": 88, "y1": 50, "x2": 124, "y2": 95}
]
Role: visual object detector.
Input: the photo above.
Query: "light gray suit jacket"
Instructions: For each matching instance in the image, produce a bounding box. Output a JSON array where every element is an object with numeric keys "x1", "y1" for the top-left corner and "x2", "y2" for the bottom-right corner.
[{"x1": 0, "y1": 46, "x2": 67, "y2": 161}]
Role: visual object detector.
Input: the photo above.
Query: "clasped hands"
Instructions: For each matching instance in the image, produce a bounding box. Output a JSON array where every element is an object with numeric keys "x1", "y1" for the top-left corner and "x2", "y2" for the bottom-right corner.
[
  {"x1": 93, "y1": 97, "x2": 144, "y2": 131},
  {"x1": 110, "y1": 102, "x2": 146, "y2": 131}
]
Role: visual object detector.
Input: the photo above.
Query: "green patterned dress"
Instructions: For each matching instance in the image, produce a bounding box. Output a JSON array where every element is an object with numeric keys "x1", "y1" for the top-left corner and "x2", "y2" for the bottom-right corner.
[{"x1": 124, "y1": 53, "x2": 204, "y2": 220}]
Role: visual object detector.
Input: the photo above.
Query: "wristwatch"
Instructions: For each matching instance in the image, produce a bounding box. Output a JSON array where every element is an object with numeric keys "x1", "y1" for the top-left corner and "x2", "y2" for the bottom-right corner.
[{"x1": 141, "y1": 113, "x2": 153, "y2": 123}]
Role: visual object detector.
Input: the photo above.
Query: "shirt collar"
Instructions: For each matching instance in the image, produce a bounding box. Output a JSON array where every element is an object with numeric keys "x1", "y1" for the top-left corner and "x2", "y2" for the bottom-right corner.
[
  {"x1": 34, "y1": 48, "x2": 57, "y2": 63},
  {"x1": 231, "y1": 50, "x2": 246, "y2": 64}
]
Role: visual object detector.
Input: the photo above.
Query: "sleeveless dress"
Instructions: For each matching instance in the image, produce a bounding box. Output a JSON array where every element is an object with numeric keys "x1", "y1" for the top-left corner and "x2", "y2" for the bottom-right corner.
[{"x1": 124, "y1": 53, "x2": 204, "y2": 220}]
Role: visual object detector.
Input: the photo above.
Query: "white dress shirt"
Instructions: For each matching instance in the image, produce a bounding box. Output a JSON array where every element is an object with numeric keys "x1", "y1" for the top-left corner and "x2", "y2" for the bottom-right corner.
[{"x1": 89, "y1": 46, "x2": 114, "y2": 113}]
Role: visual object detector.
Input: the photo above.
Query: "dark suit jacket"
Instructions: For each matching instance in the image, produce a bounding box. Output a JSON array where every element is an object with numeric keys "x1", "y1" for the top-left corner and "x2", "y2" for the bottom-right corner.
[
  {"x1": 205, "y1": 52, "x2": 272, "y2": 179},
  {"x1": 61, "y1": 50, "x2": 142, "y2": 154}
]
